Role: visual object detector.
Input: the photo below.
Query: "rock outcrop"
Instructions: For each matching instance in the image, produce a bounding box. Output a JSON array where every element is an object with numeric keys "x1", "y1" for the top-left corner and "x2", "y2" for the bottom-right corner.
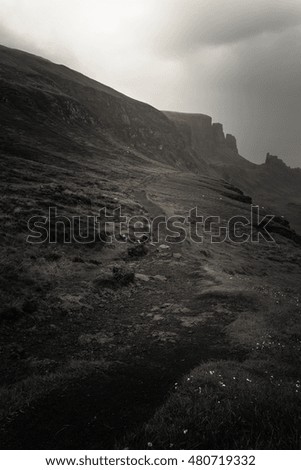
[
  {"x1": 265, "y1": 153, "x2": 301, "y2": 175},
  {"x1": 225, "y1": 134, "x2": 238, "y2": 153},
  {"x1": 265, "y1": 153, "x2": 287, "y2": 169},
  {"x1": 212, "y1": 123, "x2": 226, "y2": 145},
  {"x1": 163, "y1": 111, "x2": 240, "y2": 166}
]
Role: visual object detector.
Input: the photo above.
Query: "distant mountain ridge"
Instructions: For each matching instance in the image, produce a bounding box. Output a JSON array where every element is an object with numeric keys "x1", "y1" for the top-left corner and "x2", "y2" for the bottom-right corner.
[
  {"x1": 164, "y1": 113, "x2": 301, "y2": 233},
  {"x1": 0, "y1": 44, "x2": 300, "y2": 232}
]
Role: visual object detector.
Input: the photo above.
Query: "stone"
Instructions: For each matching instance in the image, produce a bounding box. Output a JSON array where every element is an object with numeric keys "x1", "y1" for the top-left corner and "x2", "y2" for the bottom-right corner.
[
  {"x1": 153, "y1": 314, "x2": 164, "y2": 321},
  {"x1": 136, "y1": 273, "x2": 150, "y2": 282},
  {"x1": 151, "y1": 306, "x2": 160, "y2": 312},
  {"x1": 152, "y1": 275, "x2": 167, "y2": 282},
  {"x1": 172, "y1": 305, "x2": 192, "y2": 314}
]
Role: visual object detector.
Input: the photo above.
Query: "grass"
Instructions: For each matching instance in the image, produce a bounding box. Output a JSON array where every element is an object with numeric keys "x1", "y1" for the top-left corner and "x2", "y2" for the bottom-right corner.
[
  {"x1": 120, "y1": 284, "x2": 301, "y2": 450},
  {"x1": 1, "y1": 116, "x2": 301, "y2": 449},
  {"x1": 0, "y1": 359, "x2": 110, "y2": 424},
  {"x1": 123, "y1": 360, "x2": 301, "y2": 450}
]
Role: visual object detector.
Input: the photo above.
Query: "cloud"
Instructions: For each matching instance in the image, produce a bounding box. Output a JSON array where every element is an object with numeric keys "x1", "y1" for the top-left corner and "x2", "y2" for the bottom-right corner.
[{"x1": 143, "y1": 0, "x2": 301, "y2": 56}]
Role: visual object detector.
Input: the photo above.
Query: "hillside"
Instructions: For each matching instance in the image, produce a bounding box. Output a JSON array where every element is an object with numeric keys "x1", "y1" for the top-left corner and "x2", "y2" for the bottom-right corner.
[
  {"x1": 0, "y1": 45, "x2": 209, "y2": 173},
  {"x1": 165, "y1": 112, "x2": 301, "y2": 233},
  {"x1": 1, "y1": 44, "x2": 300, "y2": 234},
  {"x1": 0, "y1": 45, "x2": 301, "y2": 450},
  {"x1": 223, "y1": 154, "x2": 301, "y2": 234}
]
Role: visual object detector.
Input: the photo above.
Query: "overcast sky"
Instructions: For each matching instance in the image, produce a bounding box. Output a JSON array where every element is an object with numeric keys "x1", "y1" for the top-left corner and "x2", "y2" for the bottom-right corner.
[{"x1": 1, "y1": 0, "x2": 300, "y2": 167}]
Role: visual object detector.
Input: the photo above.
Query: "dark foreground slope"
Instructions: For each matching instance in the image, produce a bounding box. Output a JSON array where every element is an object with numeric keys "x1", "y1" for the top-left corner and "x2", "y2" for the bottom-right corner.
[{"x1": 0, "y1": 46, "x2": 301, "y2": 449}]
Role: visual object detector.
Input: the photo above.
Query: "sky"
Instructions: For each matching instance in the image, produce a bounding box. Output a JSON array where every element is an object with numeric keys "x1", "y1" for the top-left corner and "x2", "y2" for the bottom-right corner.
[{"x1": 0, "y1": 0, "x2": 300, "y2": 167}]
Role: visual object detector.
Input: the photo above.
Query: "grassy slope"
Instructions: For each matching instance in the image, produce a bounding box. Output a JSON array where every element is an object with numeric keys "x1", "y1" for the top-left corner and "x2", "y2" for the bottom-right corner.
[
  {"x1": 120, "y1": 173, "x2": 301, "y2": 450},
  {"x1": 0, "y1": 46, "x2": 301, "y2": 449}
]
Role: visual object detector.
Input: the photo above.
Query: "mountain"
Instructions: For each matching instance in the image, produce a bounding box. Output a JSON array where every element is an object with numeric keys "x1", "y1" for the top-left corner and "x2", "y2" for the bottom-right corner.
[
  {"x1": 221, "y1": 153, "x2": 301, "y2": 234},
  {"x1": 0, "y1": 45, "x2": 209, "y2": 173},
  {"x1": 1, "y1": 45, "x2": 300, "y2": 234},
  {"x1": 1, "y1": 45, "x2": 301, "y2": 450},
  {"x1": 165, "y1": 112, "x2": 301, "y2": 233}
]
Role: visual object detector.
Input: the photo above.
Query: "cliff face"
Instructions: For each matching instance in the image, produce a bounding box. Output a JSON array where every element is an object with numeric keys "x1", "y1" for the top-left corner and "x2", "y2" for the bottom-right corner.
[
  {"x1": 225, "y1": 133, "x2": 238, "y2": 152},
  {"x1": 163, "y1": 111, "x2": 239, "y2": 162}
]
